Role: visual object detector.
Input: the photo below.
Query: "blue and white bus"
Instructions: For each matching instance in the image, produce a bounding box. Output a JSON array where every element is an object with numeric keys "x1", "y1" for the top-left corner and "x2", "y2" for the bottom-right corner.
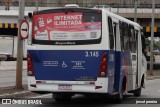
[{"x1": 27, "y1": 7, "x2": 147, "y2": 102}]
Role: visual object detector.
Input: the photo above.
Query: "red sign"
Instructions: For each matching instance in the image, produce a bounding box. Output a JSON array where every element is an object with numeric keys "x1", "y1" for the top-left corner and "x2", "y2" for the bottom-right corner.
[{"x1": 19, "y1": 19, "x2": 29, "y2": 40}]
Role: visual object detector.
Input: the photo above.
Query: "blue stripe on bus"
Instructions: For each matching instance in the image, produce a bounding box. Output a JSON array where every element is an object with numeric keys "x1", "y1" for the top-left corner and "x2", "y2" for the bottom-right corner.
[
  {"x1": 107, "y1": 50, "x2": 115, "y2": 94},
  {"x1": 28, "y1": 50, "x2": 132, "y2": 93},
  {"x1": 28, "y1": 50, "x2": 109, "y2": 81},
  {"x1": 119, "y1": 51, "x2": 132, "y2": 92},
  {"x1": 114, "y1": 51, "x2": 132, "y2": 93},
  {"x1": 114, "y1": 51, "x2": 121, "y2": 92}
]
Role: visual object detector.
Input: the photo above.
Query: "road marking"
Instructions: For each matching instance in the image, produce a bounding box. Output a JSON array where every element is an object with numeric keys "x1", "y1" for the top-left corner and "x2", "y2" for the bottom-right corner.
[
  {"x1": 0, "y1": 91, "x2": 30, "y2": 97},
  {"x1": 31, "y1": 94, "x2": 52, "y2": 98},
  {"x1": 31, "y1": 94, "x2": 83, "y2": 98}
]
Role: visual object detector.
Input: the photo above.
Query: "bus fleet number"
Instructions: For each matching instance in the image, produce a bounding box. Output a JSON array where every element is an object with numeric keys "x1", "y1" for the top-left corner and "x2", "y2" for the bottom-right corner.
[{"x1": 85, "y1": 51, "x2": 99, "y2": 58}]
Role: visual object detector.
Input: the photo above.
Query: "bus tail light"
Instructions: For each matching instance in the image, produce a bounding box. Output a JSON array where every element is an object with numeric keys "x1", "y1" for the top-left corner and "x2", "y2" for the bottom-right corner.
[
  {"x1": 98, "y1": 53, "x2": 107, "y2": 77},
  {"x1": 33, "y1": 11, "x2": 37, "y2": 15},
  {"x1": 98, "y1": 10, "x2": 101, "y2": 14},
  {"x1": 95, "y1": 86, "x2": 102, "y2": 89},
  {"x1": 27, "y1": 53, "x2": 34, "y2": 76},
  {"x1": 30, "y1": 84, "x2": 36, "y2": 88}
]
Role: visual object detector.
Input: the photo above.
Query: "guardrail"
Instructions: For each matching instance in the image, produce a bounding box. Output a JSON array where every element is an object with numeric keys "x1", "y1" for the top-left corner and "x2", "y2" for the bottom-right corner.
[
  {"x1": 0, "y1": 0, "x2": 160, "y2": 8},
  {"x1": 1, "y1": 6, "x2": 160, "y2": 14},
  {"x1": 1, "y1": 2, "x2": 160, "y2": 8}
]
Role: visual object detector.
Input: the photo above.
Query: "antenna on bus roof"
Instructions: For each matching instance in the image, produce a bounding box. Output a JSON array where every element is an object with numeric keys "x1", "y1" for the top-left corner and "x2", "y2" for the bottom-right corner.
[
  {"x1": 64, "y1": 7, "x2": 68, "y2": 14},
  {"x1": 98, "y1": 2, "x2": 100, "y2": 9},
  {"x1": 97, "y1": 0, "x2": 101, "y2": 9}
]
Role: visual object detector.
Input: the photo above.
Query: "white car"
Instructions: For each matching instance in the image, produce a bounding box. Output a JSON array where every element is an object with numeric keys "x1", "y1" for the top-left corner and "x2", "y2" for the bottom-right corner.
[
  {"x1": 94, "y1": 5, "x2": 110, "y2": 10},
  {"x1": 64, "y1": 4, "x2": 79, "y2": 8}
]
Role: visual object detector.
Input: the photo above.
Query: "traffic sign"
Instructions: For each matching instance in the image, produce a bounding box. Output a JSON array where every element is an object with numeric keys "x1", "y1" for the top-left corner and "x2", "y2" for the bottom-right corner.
[{"x1": 19, "y1": 19, "x2": 29, "y2": 40}]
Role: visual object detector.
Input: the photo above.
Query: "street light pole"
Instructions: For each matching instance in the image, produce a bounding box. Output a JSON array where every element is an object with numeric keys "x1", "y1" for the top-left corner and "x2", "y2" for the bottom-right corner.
[
  {"x1": 15, "y1": 0, "x2": 25, "y2": 89},
  {"x1": 36, "y1": 0, "x2": 38, "y2": 11},
  {"x1": 134, "y1": 0, "x2": 137, "y2": 22},
  {"x1": 109, "y1": 0, "x2": 111, "y2": 12},
  {"x1": 150, "y1": 0, "x2": 155, "y2": 75}
]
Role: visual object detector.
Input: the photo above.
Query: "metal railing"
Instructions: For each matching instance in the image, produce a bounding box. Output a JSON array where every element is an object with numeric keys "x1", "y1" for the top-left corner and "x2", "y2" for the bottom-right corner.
[{"x1": 1, "y1": 1, "x2": 160, "y2": 8}]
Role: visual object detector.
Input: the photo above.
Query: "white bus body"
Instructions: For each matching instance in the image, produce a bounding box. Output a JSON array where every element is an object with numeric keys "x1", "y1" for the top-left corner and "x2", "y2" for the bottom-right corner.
[{"x1": 27, "y1": 8, "x2": 147, "y2": 102}]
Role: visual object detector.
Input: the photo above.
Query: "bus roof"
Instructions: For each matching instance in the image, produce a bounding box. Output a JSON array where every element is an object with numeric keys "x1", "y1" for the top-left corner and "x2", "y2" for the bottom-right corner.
[
  {"x1": 100, "y1": 9, "x2": 142, "y2": 29},
  {"x1": 34, "y1": 7, "x2": 141, "y2": 29}
]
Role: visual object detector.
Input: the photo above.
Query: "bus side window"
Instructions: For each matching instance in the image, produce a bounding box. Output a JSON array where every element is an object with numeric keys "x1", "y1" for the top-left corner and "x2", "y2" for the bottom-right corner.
[
  {"x1": 113, "y1": 22, "x2": 117, "y2": 50},
  {"x1": 123, "y1": 22, "x2": 130, "y2": 51},
  {"x1": 113, "y1": 23, "x2": 116, "y2": 37},
  {"x1": 141, "y1": 32, "x2": 147, "y2": 56},
  {"x1": 135, "y1": 30, "x2": 138, "y2": 53},
  {"x1": 129, "y1": 25, "x2": 136, "y2": 53},
  {"x1": 119, "y1": 21, "x2": 124, "y2": 51},
  {"x1": 108, "y1": 17, "x2": 114, "y2": 50}
]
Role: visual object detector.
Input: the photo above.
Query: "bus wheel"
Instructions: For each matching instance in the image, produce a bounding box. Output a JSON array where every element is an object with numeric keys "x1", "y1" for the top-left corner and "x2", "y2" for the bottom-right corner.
[
  {"x1": 52, "y1": 93, "x2": 72, "y2": 102},
  {"x1": 134, "y1": 88, "x2": 141, "y2": 97}
]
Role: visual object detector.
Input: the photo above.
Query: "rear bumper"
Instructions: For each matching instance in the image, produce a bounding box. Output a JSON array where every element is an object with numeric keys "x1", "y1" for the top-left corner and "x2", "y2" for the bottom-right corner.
[
  {"x1": 31, "y1": 84, "x2": 96, "y2": 93},
  {"x1": 27, "y1": 76, "x2": 108, "y2": 94}
]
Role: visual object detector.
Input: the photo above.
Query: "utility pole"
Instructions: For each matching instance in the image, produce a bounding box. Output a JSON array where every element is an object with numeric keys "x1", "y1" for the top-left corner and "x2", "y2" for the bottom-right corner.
[
  {"x1": 15, "y1": 0, "x2": 25, "y2": 89},
  {"x1": 36, "y1": 0, "x2": 38, "y2": 11},
  {"x1": 134, "y1": 0, "x2": 137, "y2": 22},
  {"x1": 150, "y1": 0, "x2": 155, "y2": 76},
  {"x1": 109, "y1": 0, "x2": 111, "y2": 12}
]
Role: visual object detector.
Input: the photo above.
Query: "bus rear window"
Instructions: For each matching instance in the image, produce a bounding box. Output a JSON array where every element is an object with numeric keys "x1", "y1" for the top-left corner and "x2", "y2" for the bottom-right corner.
[{"x1": 32, "y1": 8, "x2": 102, "y2": 45}]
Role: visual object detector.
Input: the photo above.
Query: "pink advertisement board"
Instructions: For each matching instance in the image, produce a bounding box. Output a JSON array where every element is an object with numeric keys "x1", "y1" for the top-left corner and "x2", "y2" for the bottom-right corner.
[{"x1": 33, "y1": 12, "x2": 101, "y2": 41}]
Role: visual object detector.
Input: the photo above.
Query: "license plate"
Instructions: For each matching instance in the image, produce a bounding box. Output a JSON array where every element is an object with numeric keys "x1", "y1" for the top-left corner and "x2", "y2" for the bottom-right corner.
[{"x1": 58, "y1": 85, "x2": 72, "y2": 90}]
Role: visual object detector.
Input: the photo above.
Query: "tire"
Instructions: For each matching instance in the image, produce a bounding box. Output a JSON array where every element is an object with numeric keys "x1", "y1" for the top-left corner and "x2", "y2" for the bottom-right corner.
[
  {"x1": 134, "y1": 88, "x2": 141, "y2": 97},
  {"x1": 53, "y1": 93, "x2": 72, "y2": 102}
]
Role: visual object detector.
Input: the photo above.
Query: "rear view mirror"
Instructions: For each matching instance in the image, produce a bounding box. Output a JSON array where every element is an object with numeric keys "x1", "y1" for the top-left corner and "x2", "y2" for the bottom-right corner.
[{"x1": 28, "y1": 13, "x2": 33, "y2": 20}]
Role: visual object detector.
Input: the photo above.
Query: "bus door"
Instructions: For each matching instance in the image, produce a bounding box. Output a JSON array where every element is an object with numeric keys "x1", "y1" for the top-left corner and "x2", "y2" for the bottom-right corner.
[
  {"x1": 113, "y1": 20, "x2": 121, "y2": 93},
  {"x1": 135, "y1": 29, "x2": 144, "y2": 88},
  {"x1": 129, "y1": 25, "x2": 138, "y2": 90},
  {"x1": 107, "y1": 17, "x2": 116, "y2": 94}
]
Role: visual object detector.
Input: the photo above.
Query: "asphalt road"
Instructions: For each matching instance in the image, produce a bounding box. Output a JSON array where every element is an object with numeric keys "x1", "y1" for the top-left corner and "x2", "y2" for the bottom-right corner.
[
  {"x1": 142, "y1": 79, "x2": 160, "y2": 98},
  {"x1": 0, "y1": 69, "x2": 160, "y2": 98},
  {"x1": 0, "y1": 71, "x2": 160, "y2": 106},
  {"x1": 23, "y1": 79, "x2": 160, "y2": 106},
  {"x1": 0, "y1": 70, "x2": 27, "y2": 87}
]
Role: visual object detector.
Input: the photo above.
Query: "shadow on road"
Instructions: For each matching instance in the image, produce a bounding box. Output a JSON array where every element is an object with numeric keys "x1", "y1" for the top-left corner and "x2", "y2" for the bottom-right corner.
[{"x1": 41, "y1": 94, "x2": 143, "y2": 106}]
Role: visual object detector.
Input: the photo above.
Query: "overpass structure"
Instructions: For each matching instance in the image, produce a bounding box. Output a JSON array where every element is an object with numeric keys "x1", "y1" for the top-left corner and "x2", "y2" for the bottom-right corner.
[{"x1": 0, "y1": 6, "x2": 160, "y2": 37}]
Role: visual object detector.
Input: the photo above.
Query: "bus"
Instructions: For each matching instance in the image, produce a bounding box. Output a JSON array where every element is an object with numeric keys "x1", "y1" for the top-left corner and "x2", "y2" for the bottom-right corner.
[{"x1": 27, "y1": 7, "x2": 147, "y2": 102}]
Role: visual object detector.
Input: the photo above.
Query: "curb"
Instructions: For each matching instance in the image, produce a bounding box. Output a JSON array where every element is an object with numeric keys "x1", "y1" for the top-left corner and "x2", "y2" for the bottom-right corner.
[
  {"x1": 146, "y1": 76, "x2": 160, "y2": 80},
  {"x1": 0, "y1": 61, "x2": 27, "y2": 71},
  {"x1": 0, "y1": 91, "x2": 30, "y2": 98},
  {"x1": 0, "y1": 91, "x2": 39, "y2": 98},
  {"x1": 0, "y1": 66, "x2": 27, "y2": 71}
]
